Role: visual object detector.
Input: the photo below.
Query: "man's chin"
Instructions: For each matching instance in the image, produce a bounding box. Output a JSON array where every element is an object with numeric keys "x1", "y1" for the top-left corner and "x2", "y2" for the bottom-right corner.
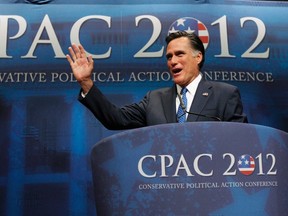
[{"x1": 173, "y1": 78, "x2": 185, "y2": 87}]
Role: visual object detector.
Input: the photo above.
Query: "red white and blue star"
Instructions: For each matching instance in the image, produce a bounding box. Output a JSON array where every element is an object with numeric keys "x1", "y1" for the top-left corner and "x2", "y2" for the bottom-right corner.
[
  {"x1": 237, "y1": 154, "x2": 255, "y2": 176},
  {"x1": 168, "y1": 17, "x2": 209, "y2": 49}
]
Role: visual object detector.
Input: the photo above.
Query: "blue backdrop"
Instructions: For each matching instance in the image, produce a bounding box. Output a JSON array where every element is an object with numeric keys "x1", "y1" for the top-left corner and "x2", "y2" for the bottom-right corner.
[{"x1": 0, "y1": 0, "x2": 287, "y2": 215}]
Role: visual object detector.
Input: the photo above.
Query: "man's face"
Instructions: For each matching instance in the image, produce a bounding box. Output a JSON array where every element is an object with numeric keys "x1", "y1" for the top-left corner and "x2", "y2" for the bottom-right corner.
[{"x1": 166, "y1": 37, "x2": 202, "y2": 87}]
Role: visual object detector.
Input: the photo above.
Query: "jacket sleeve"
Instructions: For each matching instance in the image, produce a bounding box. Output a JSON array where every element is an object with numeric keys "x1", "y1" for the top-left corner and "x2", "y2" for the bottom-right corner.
[
  {"x1": 78, "y1": 85, "x2": 147, "y2": 130},
  {"x1": 223, "y1": 87, "x2": 248, "y2": 123}
]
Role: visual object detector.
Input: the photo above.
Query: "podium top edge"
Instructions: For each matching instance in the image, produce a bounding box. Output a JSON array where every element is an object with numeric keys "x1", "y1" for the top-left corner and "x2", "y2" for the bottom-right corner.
[{"x1": 95, "y1": 122, "x2": 288, "y2": 145}]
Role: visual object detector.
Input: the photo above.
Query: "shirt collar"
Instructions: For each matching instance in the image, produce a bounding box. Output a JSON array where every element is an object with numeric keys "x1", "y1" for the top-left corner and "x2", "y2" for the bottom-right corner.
[{"x1": 176, "y1": 73, "x2": 202, "y2": 95}]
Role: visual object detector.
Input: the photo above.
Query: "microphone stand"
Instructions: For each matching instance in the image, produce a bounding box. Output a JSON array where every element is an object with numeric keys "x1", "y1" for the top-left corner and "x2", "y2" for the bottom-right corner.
[{"x1": 177, "y1": 93, "x2": 222, "y2": 122}]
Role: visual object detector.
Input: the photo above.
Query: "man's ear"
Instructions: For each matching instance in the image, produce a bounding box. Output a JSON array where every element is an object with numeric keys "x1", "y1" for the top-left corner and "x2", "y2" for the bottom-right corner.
[{"x1": 196, "y1": 52, "x2": 203, "y2": 65}]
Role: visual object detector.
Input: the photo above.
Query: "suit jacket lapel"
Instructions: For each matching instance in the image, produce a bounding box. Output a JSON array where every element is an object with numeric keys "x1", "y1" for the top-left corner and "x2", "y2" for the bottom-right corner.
[
  {"x1": 187, "y1": 78, "x2": 212, "y2": 122},
  {"x1": 161, "y1": 85, "x2": 177, "y2": 123}
]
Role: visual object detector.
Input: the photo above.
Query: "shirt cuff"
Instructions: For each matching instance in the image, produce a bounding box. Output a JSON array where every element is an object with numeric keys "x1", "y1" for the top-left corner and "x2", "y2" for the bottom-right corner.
[{"x1": 81, "y1": 91, "x2": 88, "y2": 98}]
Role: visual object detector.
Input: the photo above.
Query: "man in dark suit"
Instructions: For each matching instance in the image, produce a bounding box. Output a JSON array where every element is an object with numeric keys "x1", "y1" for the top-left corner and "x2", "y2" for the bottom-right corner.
[{"x1": 66, "y1": 31, "x2": 248, "y2": 130}]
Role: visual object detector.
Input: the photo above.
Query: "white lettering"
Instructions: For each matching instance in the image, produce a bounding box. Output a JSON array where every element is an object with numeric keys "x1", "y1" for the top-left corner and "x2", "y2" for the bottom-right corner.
[
  {"x1": 173, "y1": 154, "x2": 193, "y2": 177},
  {"x1": 0, "y1": 72, "x2": 46, "y2": 82},
  {"x1": 204, "y1": 71, "x2": 274, "y2": 82},
  {"x1": 22, "y1": 14, "x2": 65, "y2": 58},
  {"x1": 138, "y1": 155, "x2": 156, "y2": 178},
  {"x1": 0, "y1": 15, "x2": 27, "y2": 58},
  {"x1": 159, "y1": 155, "x2": 173, "y2": 177},
  {"x1": 70, "y1": 15, "x2": 111, "y2": 59},
  {"x1": 193, "y1": 154, "x2": 213, "y2": 177}
]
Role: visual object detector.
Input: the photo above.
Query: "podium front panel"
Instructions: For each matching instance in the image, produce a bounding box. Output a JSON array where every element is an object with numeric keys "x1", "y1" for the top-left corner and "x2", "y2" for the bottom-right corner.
[{"x1": 91, "y1": 122, "x2": 288, "y2": 215}]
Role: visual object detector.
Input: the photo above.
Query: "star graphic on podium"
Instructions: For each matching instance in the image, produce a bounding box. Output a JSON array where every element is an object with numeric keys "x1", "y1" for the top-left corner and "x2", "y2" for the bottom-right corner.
[
  {"x1": 99, "y1": 134, "x2": 154, "y2": 205},
  {"x1": 209, "y1": 186, "x2": 269, "y2": 215}
]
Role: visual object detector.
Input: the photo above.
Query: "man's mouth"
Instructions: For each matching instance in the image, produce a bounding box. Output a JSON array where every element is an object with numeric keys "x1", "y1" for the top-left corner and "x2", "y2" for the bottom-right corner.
[{"x1": 172, "y1": 68, "x2": 182, "y2": 74}]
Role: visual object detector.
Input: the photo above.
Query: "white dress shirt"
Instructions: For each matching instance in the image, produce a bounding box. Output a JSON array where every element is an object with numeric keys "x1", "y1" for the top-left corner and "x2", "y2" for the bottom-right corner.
[{"x1": 176, "y1": 73, "x2": 202, "y2": 119}]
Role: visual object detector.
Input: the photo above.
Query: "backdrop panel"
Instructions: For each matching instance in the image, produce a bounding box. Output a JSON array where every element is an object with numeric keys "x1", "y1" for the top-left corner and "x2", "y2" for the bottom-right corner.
[{"x1": 0, "y1": 1, "x2": 287, "y2": 215}]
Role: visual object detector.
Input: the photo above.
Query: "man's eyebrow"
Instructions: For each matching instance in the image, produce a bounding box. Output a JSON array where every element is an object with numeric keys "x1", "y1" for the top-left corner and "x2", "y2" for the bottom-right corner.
[
  {"x1": 165, "y1": 53, "x2": 172, "y2": 59},
  {"x1": 174, "y1": 50, "x2": 185, "y2": 55},
  {"x1": 166, "y1": 50, "x2": 187, "y2": 59}
]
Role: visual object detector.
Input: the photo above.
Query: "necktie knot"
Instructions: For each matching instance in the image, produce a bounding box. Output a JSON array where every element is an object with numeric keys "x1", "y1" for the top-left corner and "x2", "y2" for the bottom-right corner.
[{"x1": 181, "y1": 87, "x2": 188, "y2": 95}]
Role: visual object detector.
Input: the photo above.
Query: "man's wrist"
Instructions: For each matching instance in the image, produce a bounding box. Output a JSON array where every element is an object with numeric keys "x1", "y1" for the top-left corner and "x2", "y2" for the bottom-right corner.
[{"x1": 79, "y1": 79, "x2": 93, "y2": 96}]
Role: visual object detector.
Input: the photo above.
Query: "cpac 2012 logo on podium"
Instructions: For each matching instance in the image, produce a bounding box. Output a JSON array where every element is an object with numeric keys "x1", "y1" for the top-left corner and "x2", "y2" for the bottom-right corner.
[{"x1": 138, "y1": 153, "x2": 277, "y2": 178}]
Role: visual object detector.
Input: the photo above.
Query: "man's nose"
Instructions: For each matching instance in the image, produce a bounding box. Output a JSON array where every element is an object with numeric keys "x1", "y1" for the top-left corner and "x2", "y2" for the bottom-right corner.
[{"x1": 170, "y1": 56, "x2": 178, "y2": 65}]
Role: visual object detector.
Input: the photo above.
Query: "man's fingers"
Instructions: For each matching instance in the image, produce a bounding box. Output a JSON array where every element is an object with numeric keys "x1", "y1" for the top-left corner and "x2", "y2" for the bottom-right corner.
[
  {"x1": 78, "y1": 44, "x2": 87, "y2": 58},
  {"x1": 74, "y1": 44, "x2": 81, "y2": 59},
  {"x1": 87, "y1": 55, "x2": 94, "y2": 64},
  {"x1": 66, "y1": 54, "x2": 72, "y2": 64},
  {"x1": 67, "y1": 46, "x2": 77, "y2": 62},
  {"x1": 67, "y1": 44, "x2": 92, "y2": 68}
]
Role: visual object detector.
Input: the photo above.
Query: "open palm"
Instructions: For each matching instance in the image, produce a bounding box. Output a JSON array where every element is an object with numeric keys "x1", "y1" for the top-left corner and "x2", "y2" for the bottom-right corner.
[{"x1": 66, "y1": 44, "x2": 94, "y2": 83}]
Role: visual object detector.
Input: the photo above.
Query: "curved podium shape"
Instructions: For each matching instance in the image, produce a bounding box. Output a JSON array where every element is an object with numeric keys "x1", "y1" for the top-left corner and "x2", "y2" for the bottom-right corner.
[{"x1": 91, "y1": 122, "x2": 288, "y2": 215}]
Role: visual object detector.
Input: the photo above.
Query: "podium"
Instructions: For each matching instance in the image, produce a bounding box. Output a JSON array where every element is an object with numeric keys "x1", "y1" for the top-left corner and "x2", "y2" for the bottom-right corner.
[{"x1": 91, "y1": 122, "x2": 288, "y2": 215}]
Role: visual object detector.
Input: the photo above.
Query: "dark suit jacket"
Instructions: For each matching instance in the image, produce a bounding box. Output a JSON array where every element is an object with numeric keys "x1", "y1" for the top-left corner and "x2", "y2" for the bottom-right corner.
[{"x1": 79, "y1": 78, "x2": 248, "y2": 130}]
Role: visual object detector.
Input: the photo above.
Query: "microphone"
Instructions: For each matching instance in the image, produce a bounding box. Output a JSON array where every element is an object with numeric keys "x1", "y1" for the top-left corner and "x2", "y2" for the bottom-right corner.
[{"x1": 177, "y1": 92, "x2": 222, "y2": 121}]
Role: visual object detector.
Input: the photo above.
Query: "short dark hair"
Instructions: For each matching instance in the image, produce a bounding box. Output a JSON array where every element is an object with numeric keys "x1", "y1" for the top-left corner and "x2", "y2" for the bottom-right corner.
[{"x1": 165, "y1": 31, "x2": 205, "y2": 69}]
